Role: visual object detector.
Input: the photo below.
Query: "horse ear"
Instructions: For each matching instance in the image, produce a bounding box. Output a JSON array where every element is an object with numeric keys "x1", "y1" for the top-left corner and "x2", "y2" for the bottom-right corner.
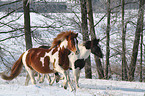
[
  {"x1": 75, "y1": 33, "x2": 78, "y2": 37},
  {"x1": 66, "y1": 34, "x2": 70, "y2": 40},
  {"x1": 96, "y1": 39, "x2": 100, "y2": 42},
  {"x1": 76, "y1": 33, "x2": 78, "y2": 36},
  {"x1": 84, "y1": 40, "x2": 91, "y2": 49},
  {"x1": 92, "y1": 38, "x2": 99, "y2": 45}
]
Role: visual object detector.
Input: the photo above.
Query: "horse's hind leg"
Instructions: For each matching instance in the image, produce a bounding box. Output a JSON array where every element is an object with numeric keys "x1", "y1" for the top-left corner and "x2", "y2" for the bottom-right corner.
[
  {"x1": 46, "y1": 74, "x2": 52, "y2": 84},
  {"x1": 55, "y1": 72, "x2": 60, "y2": 83},
  {"x1": 39, "y1": 74, "x2": 45, "y2": 83},
  {"x1": 25, "y1": 73, "x2": 30, "y2": 86},
  {"x1": 49, "y1": 74, "x2": 56, "y2": 85},
  {"x1": 37, "y1": 73, "x2": 41, "y2": 81},
  {"x1": 22, "y1": 51, "x2": 36, "y2": 85},
  {"x1": 23, "y1": 65, "x2": 36, "y2": 85}
]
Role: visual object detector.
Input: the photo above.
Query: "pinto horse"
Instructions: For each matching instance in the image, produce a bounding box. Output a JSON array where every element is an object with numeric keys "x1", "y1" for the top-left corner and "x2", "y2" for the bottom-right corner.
[
  {"x1": 69, "y1": 38, "x2": 103, "y2": 88},
  {"x1": 1, "y1": 31, "x2": 79, "y2": 91},
  {"x1": 38, "y1": 39, "x2": 103, "y2": 89}
]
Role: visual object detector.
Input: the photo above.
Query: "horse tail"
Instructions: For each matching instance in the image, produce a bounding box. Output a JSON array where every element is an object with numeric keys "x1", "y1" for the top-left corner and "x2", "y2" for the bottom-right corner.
[{"x1": 1, "y1": 52, "x2": 25, "y2": 80}]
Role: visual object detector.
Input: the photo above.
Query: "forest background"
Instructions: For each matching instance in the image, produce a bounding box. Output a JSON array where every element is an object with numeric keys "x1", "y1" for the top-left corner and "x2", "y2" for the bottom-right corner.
[{"x1": 0, "y1": 0, "x2": 144, "y2": 82}]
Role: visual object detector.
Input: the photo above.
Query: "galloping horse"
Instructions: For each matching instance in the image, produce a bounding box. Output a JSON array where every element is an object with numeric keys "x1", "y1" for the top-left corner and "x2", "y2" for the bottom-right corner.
[
  {"x1": 38, "y1": 39, "x2": 103, "y2": 89},
  {"x1": 1, "y1": 31, "x2": 79, "y2": 91}
]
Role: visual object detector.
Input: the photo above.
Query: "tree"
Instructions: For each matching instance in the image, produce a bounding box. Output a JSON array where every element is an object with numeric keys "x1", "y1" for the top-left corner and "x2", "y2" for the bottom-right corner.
[
  {"x1": 139, "y1": 26, "x2": 143, "y2": 82},
  {"x1": 121, "y1": 0, "x2": 128, "y2": 81},
  {"x1": 128, "y1": 0, "x2": 144, "y2": 81},
  {"x1": 86, "y1": 0, "x2": 104, "y2": 79},
  {"x1": 23, "y1": 0, "x2": 32, "y2": 50},
  {"x1": 105, "y1": 0, "x2": 111, "y2": 79},
  {"x1": 80, "y1": 0, "x2": 92, "y2": 78}
]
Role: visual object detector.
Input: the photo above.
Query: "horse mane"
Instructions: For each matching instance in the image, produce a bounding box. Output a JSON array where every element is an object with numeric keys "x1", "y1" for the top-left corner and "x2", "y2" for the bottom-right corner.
[{"x1": 50, "y1": 31, "x2": 76, "y2": 49}]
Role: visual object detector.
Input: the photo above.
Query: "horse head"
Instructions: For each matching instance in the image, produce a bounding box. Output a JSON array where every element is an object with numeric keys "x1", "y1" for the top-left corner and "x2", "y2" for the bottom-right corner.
[
  {"x1": 85, "y1": 39, "x2": 103, "y2": 58},
  {"x1": 66, "y1": 32, "x2": 79, "y2": 55},
  {"x1": 51, "y1": 31, "x2": 80, "y2": 55}
]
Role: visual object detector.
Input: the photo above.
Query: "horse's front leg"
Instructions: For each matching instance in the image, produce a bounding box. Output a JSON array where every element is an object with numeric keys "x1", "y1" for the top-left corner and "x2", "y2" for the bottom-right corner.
[
  {"x1": 62, "y1": 70, "x2": 74, "y2": 91},
  {"x1": 76, "y1": 69, "x2": 81, "y2": 88},
  {"x1": 73, "y1": 68, "x2": 80, "y2": 89}
]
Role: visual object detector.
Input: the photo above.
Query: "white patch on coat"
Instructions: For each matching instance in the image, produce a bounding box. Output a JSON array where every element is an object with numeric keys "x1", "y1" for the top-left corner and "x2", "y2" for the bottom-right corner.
[
  {"x1": 74, "y1": 38, "x2": 80, "y2": 54},
  {"x1": 22, "y1": 51, "x2": 29, "y2": 69},
  {"x1": 22, "y1": 50, "x2": 36, "y2": 84},
  {"x1": 78, "y1": 44, "x2": 91, "y2": 60},
  {"x1": 60, "y1": 39, "x2": 67, "y2": 48},
  {"x1": 68, "y1": 44, "x2": 91, "y2": 68}
]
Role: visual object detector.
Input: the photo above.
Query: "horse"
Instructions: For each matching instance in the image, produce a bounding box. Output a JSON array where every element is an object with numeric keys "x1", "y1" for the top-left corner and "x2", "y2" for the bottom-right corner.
[
  {"x1": 69, "y1": 38, "x2": 103, "y2": 88},
  {"x1": 1, "y1": 31, "x2": 80, "y2": 91},
  {"x1": 39, "y1": 38, "x2": 103, "y2": 89}
]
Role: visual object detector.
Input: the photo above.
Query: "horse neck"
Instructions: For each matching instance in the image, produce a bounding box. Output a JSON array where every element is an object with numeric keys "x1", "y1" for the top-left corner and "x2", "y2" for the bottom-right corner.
[
  {"x1": 78, "y1": 44, "x2": 91, "y2": 60},
  {"x1": 59, "y1": 39, "x2": 68, "y2": 49}
]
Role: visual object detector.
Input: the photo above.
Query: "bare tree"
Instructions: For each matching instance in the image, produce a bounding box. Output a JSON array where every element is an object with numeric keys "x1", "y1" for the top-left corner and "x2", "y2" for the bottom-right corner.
[
  {"x1": 86, "y1": 0, "x2": 104, "y2": 79},
  {"x1": 105, "y1": 0, "x2": 111, "y2": 79},
  {"x1": 23, "y1": 0, "x2": 32, "y2": 50},
  {"x1": 121, "y1": 0, "x2": 128, "y2": 81},
  {"x1": 80, "y1": 0, "x2": 92, "y2": 78},
  {"x1": 128, "y1": 0, "x2": 144, "y2": 81},
  {"x1": 140, "y1": 26, "x2": 143, "y2": 82}
]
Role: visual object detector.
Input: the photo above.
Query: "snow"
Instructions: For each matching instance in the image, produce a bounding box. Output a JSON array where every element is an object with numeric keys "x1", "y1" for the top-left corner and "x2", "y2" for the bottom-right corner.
[{"x1": 0, "y1": 76, "x2": 145, "y2": 96}]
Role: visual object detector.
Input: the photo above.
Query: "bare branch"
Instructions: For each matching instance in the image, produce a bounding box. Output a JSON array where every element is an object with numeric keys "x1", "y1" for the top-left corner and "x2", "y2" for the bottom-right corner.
[
  {"x1": 0, "y1": 0, "x2": 22, "y2": 7},
  {"x1": 0, "y1": 34, "x2": 24, "y2": 42},
  {"x1": 0, "y1": 7, "x2": 23, "y2": 20}
]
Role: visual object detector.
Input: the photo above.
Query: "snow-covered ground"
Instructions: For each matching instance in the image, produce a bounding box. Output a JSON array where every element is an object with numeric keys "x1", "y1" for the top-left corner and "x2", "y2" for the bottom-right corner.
[{"x1": 0, "y1": 76, "x2": 145, "y2": 96}]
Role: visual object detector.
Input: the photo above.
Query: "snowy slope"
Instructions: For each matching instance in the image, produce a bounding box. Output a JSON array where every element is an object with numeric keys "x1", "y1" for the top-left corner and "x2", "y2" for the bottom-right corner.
[{"x1": 0, "y1": 76, "x2": 145, "y2": 96}]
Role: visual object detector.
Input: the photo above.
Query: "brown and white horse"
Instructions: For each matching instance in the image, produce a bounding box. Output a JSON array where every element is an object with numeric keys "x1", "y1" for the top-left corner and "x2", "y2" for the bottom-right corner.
[
  {"x1": 38, "y1": 39, "x2": 103, "y2": 89},
  {"x1": 1, "y1": 31, "x2": 79, "y2": 91}
]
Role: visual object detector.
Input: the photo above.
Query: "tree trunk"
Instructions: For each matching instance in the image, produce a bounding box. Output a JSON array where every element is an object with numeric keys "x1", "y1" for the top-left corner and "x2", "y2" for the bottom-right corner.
[
  {"x1": 128, "y1": 0, "x2": 144, "y2": 81},
  {"x1": 140, "y1": 27, "x2": 143, "y2": 82},
  {"x1": 86, "y1": 0, "x2": 104, "y2": 79},
  {"x1": 121, "y1": 0, "x2": 128, "y2": 81},
  {"x1": 105, "y1": 0, "x2": 111, "y2": 79},
  {"x1": 23, "y1": 0, "x2": 32, "y2": 50},
  {"x1": 80, "y1": 0, "x2": 92, "y2": 79}
]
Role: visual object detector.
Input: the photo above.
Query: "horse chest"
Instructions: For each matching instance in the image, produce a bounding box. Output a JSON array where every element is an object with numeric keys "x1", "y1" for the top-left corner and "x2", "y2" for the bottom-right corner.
[
  {"x1": 58, "y1": 47, "x2": 71, "y2": 70},
  {"x1": 74, "y1": 59, "x2": 85, "y2": 70}
]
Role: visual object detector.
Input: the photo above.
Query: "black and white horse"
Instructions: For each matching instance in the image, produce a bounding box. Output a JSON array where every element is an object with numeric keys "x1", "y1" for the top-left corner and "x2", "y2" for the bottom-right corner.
[{"x1": 69, "y1": 38, "x2": 103, "y2": 88}]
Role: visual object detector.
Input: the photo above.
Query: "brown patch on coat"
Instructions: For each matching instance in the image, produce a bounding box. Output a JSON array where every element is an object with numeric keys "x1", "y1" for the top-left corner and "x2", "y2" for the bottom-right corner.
[
  {"x1": 58, "y1": 46, "x2": 71, "y2": 70},
  {"x1": 52, "y1": 46, "x2": 58, "y2": 55},
  {"x1": 26, "y1": 48, "x2": 54, "y2": 74}
]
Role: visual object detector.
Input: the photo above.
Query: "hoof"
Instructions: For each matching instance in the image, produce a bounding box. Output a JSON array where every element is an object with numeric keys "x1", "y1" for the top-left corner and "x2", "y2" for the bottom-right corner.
[
  {"x1": 39, "y1": 81, "x2": 44, "y2": 83},
  {"x1": 64, "y1": 86, "x2": 67, "y2": 89},
  {"x1": 76, "y1": 85, "x2": 80, "y2": 89},
  {"x1": 49, "y1": 83, "x2": 53, "y2": 86},
  {"x1": 56, "y1": 79, "x2": 59, "y2": 83}
]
